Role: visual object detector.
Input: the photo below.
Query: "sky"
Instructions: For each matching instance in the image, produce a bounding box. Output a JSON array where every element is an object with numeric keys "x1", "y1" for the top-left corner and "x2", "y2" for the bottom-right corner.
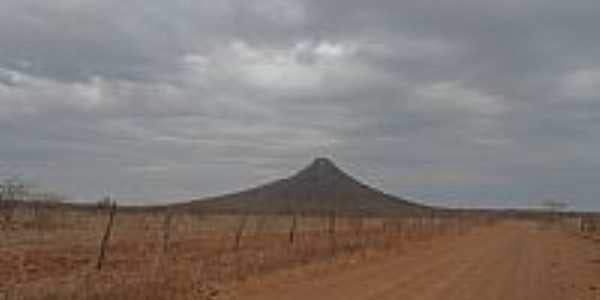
[{"x1": 1, "y1": 0, "x2": 600, "y2": 210}]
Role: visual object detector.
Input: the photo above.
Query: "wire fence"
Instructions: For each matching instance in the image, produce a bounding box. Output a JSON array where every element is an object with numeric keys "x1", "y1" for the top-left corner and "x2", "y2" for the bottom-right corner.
[{"x1": 0, "y1": 202, "x2": 499, "y2": 299}]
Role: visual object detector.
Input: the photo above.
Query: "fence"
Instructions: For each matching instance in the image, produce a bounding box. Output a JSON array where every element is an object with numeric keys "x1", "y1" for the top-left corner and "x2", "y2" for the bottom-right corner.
[
  {"x1": 0, "y1": 203, "x2": 498, "y2": 299},
  {"x1": 560, "y1": 214, "x2": 600, "y2": 239}
]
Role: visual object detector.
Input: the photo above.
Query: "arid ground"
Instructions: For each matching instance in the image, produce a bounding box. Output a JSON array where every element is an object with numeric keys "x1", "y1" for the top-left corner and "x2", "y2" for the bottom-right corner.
[
  {"x1": 0, "y1": 209, "x2": 488, "y2": 299},
  {"x1": 238, "y1": 221, "x2": 600, "y2": 300},
  {"x1": 1, "y1": 208, "x2": 599, "y2": 299}
]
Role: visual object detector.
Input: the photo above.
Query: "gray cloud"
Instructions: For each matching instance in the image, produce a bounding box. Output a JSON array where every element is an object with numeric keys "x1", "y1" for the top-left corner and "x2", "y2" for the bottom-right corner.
[{"x1": 1, "y1": 0, "x2": 600, "y2": 210}]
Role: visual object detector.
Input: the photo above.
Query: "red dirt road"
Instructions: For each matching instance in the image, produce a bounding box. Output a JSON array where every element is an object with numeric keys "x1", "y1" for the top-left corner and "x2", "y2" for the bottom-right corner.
[{"x1": 237, "y1": 222, "x2": 600, "y2": 300}]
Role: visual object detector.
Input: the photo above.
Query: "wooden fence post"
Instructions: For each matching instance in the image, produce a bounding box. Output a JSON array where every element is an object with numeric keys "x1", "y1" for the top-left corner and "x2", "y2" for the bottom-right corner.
[
  {"x1": 162, "y1": 211, "x2": 173, "y2": 254},
  {"x1": 289, "y1": 213, "x2": 298, "y2": 246},
  {"x1": 96, "y1": 200, "x2": 117, "y2": 271},
  {"x1": 328, "y1": 211, "x2": 337, "y2": 254},
  {"x1": 234, "y1": 214, "x2": 248, "y2": 251}
]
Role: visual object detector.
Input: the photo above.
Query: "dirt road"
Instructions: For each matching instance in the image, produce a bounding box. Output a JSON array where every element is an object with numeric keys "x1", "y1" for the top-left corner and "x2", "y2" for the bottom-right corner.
[{"x1": 237, "y1": 222, "x2": 600, "y2": 300}]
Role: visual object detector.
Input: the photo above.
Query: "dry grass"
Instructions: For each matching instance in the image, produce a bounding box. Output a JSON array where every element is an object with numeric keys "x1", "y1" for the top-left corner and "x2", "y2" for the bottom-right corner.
[{"x1": 0, "y1": 206, "x2": 496, "y2": 299}]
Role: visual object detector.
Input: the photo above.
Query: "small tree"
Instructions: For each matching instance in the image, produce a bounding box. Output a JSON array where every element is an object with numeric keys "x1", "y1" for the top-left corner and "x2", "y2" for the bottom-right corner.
[
  {"x1": 0, "y1": 176, "x2": 28, "y2": 230},
  {"x1": 30, "y1": 192, "x2": 66, "y2": 231},
  {"x1": 0, "y1": 176, "x2": 27, "y2": 201},
  {"x1": 542, "y1": 200, "x2": 568, "y2": 212},
  {"x1": 97, "y1": 196, "x2": 113, "y2": 209},
  {"x1": 0, "y1": 176, "x2": 67, "y2": 231},
  {"x1": 541, "y1": 200, "x2": 568, "y2": 228}
]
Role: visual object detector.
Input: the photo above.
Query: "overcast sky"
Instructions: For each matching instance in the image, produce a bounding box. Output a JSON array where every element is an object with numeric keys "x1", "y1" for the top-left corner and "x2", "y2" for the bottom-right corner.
[{"x1": 1, "y1": 0, "x2": 600, "y2": 210}]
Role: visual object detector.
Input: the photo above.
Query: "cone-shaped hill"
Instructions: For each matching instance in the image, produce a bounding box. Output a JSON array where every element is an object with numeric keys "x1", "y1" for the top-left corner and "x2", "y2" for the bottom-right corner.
[{"x1": 184, "y1": 158, "x2": 431, "y2": 216}]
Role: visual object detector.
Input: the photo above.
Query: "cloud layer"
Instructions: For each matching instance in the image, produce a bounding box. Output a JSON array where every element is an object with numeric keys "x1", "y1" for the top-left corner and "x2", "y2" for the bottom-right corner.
[{"x1": 2, "y1": 0, "x2": 600, "y2": 210}]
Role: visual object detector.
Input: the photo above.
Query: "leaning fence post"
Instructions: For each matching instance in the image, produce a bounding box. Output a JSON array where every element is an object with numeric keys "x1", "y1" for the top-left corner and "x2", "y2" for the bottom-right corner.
[{"x1": 96, "y1": 200, "x2": 117, "y2": 271}]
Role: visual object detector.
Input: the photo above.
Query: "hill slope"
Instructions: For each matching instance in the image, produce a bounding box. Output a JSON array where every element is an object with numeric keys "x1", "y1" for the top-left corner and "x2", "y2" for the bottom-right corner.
[{"x1": 184, "y1": 158, "x2": 430, "y2": 216}]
